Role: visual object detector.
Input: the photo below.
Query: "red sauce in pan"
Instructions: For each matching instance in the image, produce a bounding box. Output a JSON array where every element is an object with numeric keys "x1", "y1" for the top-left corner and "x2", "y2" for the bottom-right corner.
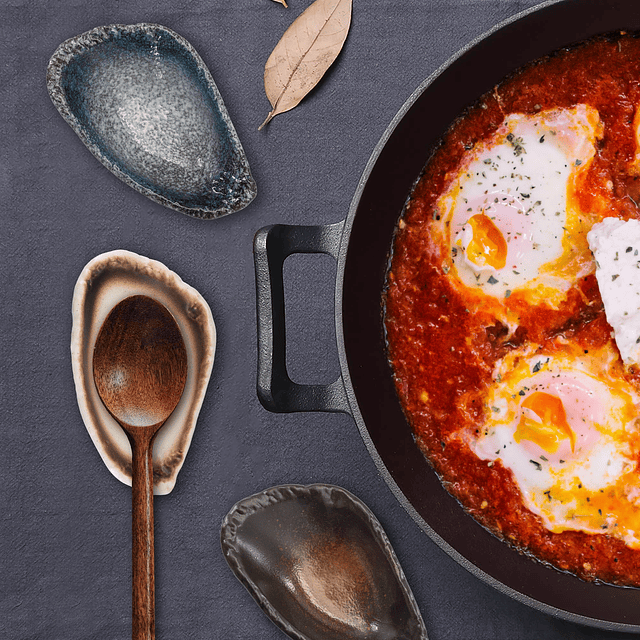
[{"x1": 384, "y1": 33, "x2": 640, "y2": 586}]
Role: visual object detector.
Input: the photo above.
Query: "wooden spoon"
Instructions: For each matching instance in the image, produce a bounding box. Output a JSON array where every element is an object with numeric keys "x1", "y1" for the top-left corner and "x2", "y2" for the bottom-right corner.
[{"x1": 93, "y1": 295, "x2": 188, "y2": 640}]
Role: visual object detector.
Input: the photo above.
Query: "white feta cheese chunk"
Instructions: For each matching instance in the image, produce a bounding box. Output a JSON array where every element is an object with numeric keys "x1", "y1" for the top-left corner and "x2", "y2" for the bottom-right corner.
[{"x1": 587, "y1": 217, "x2": 640, "y2": 364}]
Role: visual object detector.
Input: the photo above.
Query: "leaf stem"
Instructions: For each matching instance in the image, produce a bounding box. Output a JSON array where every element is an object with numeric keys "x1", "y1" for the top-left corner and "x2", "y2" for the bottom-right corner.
[{"x1": 258, "y1": 111, "x2": 275, "y2": 131}]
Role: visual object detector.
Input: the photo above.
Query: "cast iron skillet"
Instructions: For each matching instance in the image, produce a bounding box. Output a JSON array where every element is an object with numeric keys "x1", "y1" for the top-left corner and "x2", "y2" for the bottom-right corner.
[{"x1": 254, "y1": 0, "x2": 640, "y2": 632}]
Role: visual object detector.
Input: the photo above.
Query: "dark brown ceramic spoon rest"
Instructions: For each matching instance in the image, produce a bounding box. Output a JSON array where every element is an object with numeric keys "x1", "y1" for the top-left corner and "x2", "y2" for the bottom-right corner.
[{"x1": 221, "y1": 484, "x2": 427, "y2": 640}]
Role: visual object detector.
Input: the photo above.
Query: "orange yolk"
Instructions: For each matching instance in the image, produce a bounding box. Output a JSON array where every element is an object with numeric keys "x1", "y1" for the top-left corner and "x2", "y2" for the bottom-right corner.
[
  {"x1": 514, "y1": 391, "x2": 576, "y2": 454},
  {"x1": 466, "y1": 213, "x2": 508, "y2": 270}
]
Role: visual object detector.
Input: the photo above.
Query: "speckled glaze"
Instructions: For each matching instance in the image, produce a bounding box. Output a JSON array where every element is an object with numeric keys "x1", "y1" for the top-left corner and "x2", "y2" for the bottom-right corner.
[
  {"x1": 47, "y1": 24, "x2": 256, "y2": 219},
  {"x1": 221, "y1": 484, "x2": 428, "y2": 640},
  {"x1": 71, "y1": 250, "x2": 216, "y2": 494}
]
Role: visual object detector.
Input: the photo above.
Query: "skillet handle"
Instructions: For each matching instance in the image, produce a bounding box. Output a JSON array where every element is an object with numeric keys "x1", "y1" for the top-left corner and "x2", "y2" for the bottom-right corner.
[{"x1": 254, "y1": 222, "x2": 351, "y2": 414}]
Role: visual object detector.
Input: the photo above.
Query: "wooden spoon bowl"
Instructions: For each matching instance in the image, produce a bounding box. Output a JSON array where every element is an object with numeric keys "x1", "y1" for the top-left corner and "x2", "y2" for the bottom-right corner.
[{"x1": 93, "y1": 295, "x2": 188, "y2": 640}]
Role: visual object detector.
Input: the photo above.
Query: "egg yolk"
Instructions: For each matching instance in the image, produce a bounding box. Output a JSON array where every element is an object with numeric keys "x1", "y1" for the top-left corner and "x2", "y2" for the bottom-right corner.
[
  {"x1": 514, "y1": 392, "x2": 576, "y2": 454},
  {"x1": 465, "y1": 213, "x2": 508, "y2": 270}
]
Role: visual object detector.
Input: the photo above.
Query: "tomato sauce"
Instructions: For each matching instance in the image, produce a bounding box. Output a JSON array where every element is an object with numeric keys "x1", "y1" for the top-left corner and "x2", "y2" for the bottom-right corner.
[{"x1": 384, "y1": 33, "x2": 640, "y2": 586}]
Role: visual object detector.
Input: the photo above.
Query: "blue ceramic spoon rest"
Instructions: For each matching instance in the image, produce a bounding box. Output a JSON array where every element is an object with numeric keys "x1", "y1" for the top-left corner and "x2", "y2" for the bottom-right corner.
[{"x1": 47, "y1": 24, "x2": 256, "y2": 219}]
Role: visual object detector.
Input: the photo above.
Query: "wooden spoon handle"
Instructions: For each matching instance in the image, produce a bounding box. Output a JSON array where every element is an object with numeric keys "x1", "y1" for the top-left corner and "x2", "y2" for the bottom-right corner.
[{"x1": 130, "y1": 431, "x2": 156, "y2": 640}]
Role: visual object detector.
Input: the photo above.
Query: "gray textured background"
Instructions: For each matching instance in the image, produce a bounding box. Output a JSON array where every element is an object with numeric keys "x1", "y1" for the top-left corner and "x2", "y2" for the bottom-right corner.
[{"x1": 1, "y1": 0, "x2": 637, "y2": 638}]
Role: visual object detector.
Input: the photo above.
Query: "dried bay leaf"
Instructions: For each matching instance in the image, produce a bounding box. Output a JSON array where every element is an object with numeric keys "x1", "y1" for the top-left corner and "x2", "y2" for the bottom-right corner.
[{"x1": 259, "y1": 0, "x2": 352, "y2": 129}]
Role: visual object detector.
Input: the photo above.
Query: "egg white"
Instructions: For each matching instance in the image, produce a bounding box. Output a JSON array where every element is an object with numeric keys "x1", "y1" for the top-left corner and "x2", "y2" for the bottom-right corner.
[
  {"x1": 434, "y1": 105, "x2": 602, "y2": 309},
  {"x1": 469, "y1": 342, "x2": 640, "y2": 547}
]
